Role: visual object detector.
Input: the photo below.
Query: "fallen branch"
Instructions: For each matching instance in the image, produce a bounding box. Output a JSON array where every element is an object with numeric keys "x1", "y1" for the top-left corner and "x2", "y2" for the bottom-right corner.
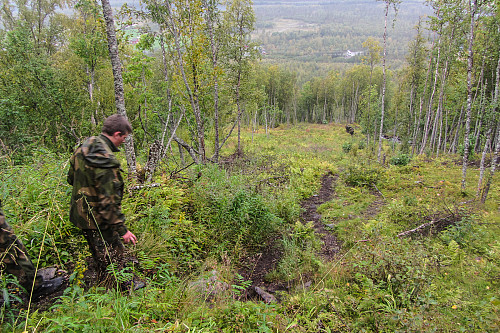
[
  {"x1": 254, "y1": 286, "x2": 276, "y2": 303},
  {"x1": 130, "y1": 183, "x2": 161, "y2": 191},
  {"x1": 397, "y1": 215, "x2": 452, "y2": 238},
  {"x1": 371, "y1": 183, "x2": 386, "y2": 199},
  {"x1": 170, "y1": 161, "x2": 196, "y2": 178}
]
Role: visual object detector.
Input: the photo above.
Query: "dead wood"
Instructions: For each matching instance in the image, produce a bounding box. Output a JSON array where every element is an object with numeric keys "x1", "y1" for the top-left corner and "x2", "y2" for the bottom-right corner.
[
  {"x1": 397, "y1": 214, "x2": 453, "y2": 238},
  {"x1": 129, "y1": 183, "x2": 161, "y2": 191},
  {"x1": 254, "y1": 286, "x2": 277, "y2": 303}
]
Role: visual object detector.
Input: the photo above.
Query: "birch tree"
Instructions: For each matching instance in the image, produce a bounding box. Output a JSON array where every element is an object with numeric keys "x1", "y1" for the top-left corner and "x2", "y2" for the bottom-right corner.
[
  {"x1": 377, "y1": 0, "x2": 400, "y2": 163},
  {"x1": 101, "y1": 0, "x2": 137, "y2": 176}
]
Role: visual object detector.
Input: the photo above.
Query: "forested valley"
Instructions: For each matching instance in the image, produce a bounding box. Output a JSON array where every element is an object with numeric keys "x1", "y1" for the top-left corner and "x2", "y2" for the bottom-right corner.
[{"x1": 0, "y1": 0, "x2": 498, "y2": 331}]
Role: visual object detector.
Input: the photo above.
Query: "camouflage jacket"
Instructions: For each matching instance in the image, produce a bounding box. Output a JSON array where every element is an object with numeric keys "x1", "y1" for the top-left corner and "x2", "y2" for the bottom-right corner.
[
  {"x1": 1, "y1": 205, "x2": 41, "y2": 289},
  {"x1": 67, "y1": 135, "x2": 128, "y2": 236}
]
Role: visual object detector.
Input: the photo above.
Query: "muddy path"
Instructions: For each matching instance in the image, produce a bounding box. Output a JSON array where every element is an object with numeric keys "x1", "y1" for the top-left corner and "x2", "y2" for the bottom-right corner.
[
  {"x1": 240, "y1": 172, "x2": 342, "y2": 299},
  {"x1": 300, "y1": 172, "x2": 342, "y2": 261}
]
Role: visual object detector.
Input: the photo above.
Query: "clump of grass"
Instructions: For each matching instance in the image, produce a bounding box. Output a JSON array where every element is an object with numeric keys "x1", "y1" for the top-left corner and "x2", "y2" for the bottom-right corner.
[
  {"x1": 267, "y1": 221, "x2": 322, "y2": 282},
  {"x1": 389, "y1": 153, "x2": 411, "y2": 166},
  {"x1": 343, "y1": 164, "x2": 385, "y2": 187},
  {"x1": 189, "y1": 164, "x2": 282, "y2": 257}
]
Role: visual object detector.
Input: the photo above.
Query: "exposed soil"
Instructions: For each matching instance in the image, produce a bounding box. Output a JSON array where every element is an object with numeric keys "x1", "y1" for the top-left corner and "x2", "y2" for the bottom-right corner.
[
  {"x1": 360, "y1": 189, "x2": 386, "y2": 220},
  {"x1": 300, "y1": 172, "x2": 342, "y2": 261},
  {"x1": 239, "y1": 172, "x2": 342, "y2": 300}
]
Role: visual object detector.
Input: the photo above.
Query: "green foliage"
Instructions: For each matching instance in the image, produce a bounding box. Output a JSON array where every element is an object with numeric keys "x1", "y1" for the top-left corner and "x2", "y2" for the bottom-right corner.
[
  {"x1": 342, "y1": 141, "x2": 352, "y2": 153},
  {"x1": 389, "y1": 153, "x2": 411, "y2": 166},
  {"x1": 30, "y1": 286, "x2": 182, "y2": 331},
  {"x1": 0, "y1": 99, "x2": 29, "y2": 154},
  {"x1": 0, "y1": 151, "x2": 82, "y2": 268},
  {"x1": 0, "y1": 274, "x2": 24, "y2": 323},
  {"x1": 207, "y1": 301, "x2": 277, "y2": 332},
  {"x1": 458, "y1": 142, "x2": 476, "y2": 161},
  {"x1": 343, "y1": 164, "x2": 384, "y2": 187},
  {"x1": 231, "y1": 274, "x2": 252, "y2": 297},
  {"x1": 269, "y1": 221, "x2": 321, "y2": 282},
  {"x1": 191, "y1": 165, "x2": 282, "y2": 255}
]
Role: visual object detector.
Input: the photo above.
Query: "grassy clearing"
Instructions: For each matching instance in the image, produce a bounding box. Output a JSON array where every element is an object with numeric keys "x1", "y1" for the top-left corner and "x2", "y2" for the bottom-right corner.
[{"x1": 1, "y1": 123, "x2": 498, "y2": 332}]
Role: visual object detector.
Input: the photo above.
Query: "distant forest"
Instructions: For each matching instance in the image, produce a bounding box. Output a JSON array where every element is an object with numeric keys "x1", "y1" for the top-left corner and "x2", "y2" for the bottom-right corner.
[
  {"x1": 253, "y1": 0, "x2": 432, "y2": 82},
  {"x1": 0, "y1": 0, "x2": 498, "y2": 172}
]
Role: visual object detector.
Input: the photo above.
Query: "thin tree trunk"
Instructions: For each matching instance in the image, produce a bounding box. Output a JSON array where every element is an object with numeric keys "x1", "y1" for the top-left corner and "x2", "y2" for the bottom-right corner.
[
  {"x1": 101, "y1": 0, "x2": 137, "y2": 176},
  {"x1": 178, "y1": 142, "x2": 185, "y2": 166},
  {"x1": 473, "y1": 56, "x2": 487, "y2": 152},
  {"x1": 164, "y1": 0, "x2": 206, "y2": 163},
  {"x1": 265, "y1": 106, "x2": 269, "y2": 138},
  {"x1": 461, "y1": 0, "x2": 477, "y2": 191},
  {"x1": 237, "y1": 72, "x2": 243, "y2": 153},
  {"x1": 432, "y1": 37, "x2": 451, "y2": 156},
  {"x1": 441, "y1": 108, "x2": 449, "y2": 153},
  {"x1": 204, "y1": 1, "x2": 220, "y2": 162},
  {"x1": 412, "y1": 41, "x2": 434, "y2": 155},
  {"x1": 474, "y1": 88, "x2": 487, "y2": 153},
  {"x1": 477, "y1": 126, "x2": 492, "y2": 196},
  {"x1": 377, "y1": 1, "x2": 389, "y2": 162},
  {"x1": 420, "y1": 34, "x2": 441, "y2": 155},
  {"x1": 450, "y1": 106, "x2": 465, "y2": 154},
  {"x1": 481, "y1": 123, "x2": 499, "y2": 203},
  {"x1": 144, "y1": 23, "x2": 176, "y2": 181},
  {"x1": 478, "y1": 46, "x2": 500, "y2": 198}
]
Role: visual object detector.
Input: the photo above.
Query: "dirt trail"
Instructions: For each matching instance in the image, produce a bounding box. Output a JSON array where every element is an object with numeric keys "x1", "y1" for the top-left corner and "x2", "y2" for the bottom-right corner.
[
  {"x1": 240, "y1": 172, "x2": 342, "y2": 298},
  {"x1": 300, "y1": 172, "x2": 341, "y2": 261}
]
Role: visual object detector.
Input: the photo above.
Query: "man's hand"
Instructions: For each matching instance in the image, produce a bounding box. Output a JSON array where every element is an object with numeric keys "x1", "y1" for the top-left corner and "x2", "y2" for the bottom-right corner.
[{"x1": 122, "y1": 230, "x2": 137, "y2": 245}]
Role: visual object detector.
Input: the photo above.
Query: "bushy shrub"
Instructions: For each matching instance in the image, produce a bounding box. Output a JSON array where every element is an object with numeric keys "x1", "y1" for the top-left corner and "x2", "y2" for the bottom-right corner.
[
  {"x1": 190, "y1": 165, "x2": 282, "y2": 254},
  {"x1": 0, "y1": 152, "x2": 83, "y2": 267},
  {"x1": 207, "y1": 301, "x2": 277, "y2": 332},
  {"x1": 341, "y1": 238, "x2": 437, "y2": 330},
  {"x1": 221, "y1": 190, "x2": 282, "y2": 247},
  {"x1": 344, "y1": 165, "x2": 384, "y2": 187},
  {"x1": 458, "y1": 136, "x2": 476, "y2": 160},
  {"x1": 390, "y1": 153, "x2": 411, "y2": 166},
  {"x1": 342, "y1": 141, "x2": 353, "y2": 153}
]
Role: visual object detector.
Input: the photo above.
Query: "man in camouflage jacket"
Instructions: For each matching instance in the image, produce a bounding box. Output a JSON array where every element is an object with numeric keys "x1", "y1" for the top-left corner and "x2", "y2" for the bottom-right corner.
[
  {"x1": 67, "y1": 115, "x2": 137, "y2": 273},
  {"x1": 1, "y1": 204, "x2": 64, "y2": 298},
  {"x1": 0, "y1": 207, "x2": 42, "y2": 291}
]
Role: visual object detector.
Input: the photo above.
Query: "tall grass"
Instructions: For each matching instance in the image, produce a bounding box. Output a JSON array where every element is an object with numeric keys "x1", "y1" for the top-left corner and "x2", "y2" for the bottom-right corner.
[{"x1": 1, "y1": 124, "x2": 498, "y2": 332}]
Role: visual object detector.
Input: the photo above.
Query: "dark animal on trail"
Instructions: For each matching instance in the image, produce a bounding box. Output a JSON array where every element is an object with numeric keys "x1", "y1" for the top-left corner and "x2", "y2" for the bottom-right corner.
[{"x1": 345, "y1": 125, "x2": 354, "y2": 135}]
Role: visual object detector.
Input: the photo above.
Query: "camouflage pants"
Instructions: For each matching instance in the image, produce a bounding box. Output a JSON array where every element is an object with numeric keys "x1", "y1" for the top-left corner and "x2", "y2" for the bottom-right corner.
[
  {"x1": 82, "y1": 228, "x2": 126, "y2": 273},
  {"x1": 0, "y1": 218, "x2": 43, "y2": 291}
]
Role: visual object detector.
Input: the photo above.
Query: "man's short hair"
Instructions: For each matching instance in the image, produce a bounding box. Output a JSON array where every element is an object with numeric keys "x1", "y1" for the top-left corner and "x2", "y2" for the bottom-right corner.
[{"x1": 102, "y1": 114, "x2": 132, "y2": 136}]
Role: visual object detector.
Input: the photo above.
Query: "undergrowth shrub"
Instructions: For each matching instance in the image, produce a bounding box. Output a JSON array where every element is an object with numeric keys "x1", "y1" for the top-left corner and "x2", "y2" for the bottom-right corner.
[
  {"x1": 349, "y1": 238, "x2": 435, "y2": 308},
  {"x1": 389, "y1": 153, "x2": 411, "y2": 166},
  {"x1": 28, "y1": 286, "x2": 183, "y2": 332},
  {"x1": 190, "y1": 165, "x2": 282, "y2": 256},
  {"x1": 343, "y1": 164, "x2": 384, "y2": 187},
  {"x1": 330, "y1": 237, "x2": 438, "y2": 331},
  {"x1": 0, "y1": 274, "x2": 24, "y2": 324},
  {"x1": 222, "y1": 190, "x2": 281, "y2": 246},
  {"x1": 439, "y1": 213, "x2": 477, "y2": 248},
  {"x1": 382, "y1": 199, "x2": 424, "y2": 229},
  {"x1": 124, "y1": 183, "x2": 206, "y2": 271},
  {"x1": 268, "y1": 222, "x2": 322, "y2": 282},
  {"x1": 0, "y1": 151, "x2": 83, "y2": 268},
  {"x1": 194, "y1": 301, "x2": 277, "y2": 332},
  {"x1": 342, "y1": 141, "x2": 352, "y2": 153}
]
